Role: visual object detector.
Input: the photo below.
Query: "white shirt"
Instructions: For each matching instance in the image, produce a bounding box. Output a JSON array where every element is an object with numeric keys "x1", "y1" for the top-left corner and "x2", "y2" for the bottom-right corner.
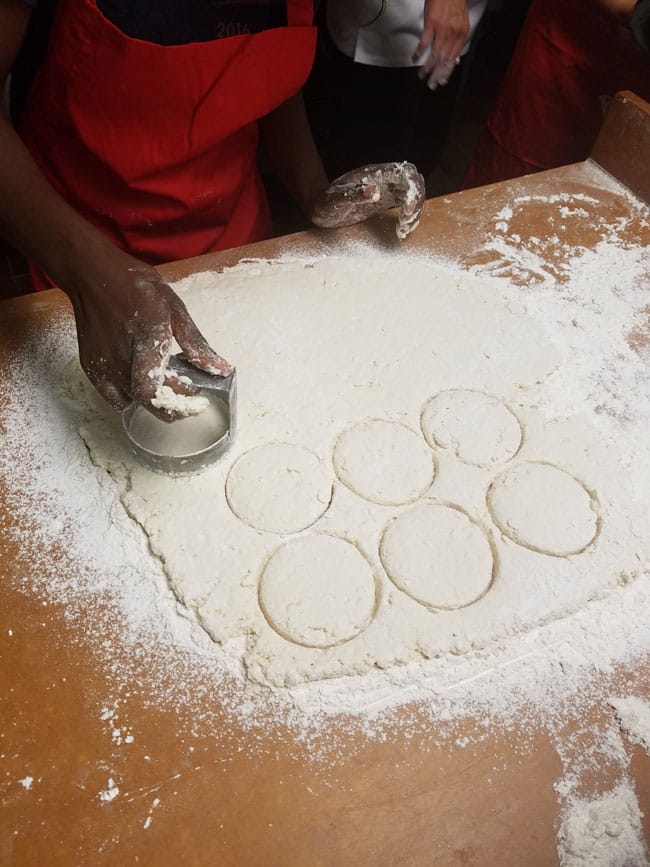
[{"x1": 326, "y1": 0, "x2": 489, "y2": 68}]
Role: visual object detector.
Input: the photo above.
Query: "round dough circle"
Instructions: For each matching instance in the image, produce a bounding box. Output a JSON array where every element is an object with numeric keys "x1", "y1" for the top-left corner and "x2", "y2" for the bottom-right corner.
[
  {"x1": 259, "y1": 535, "x2": 377, "y2": 648},
  {"x1": 421, "y1": 390, "x2": 522, "y2": 467},
  {"x1": 333, "y1": 420, "x2": 435, "y2": 506},
  {"x1": 226, "y1": 444, "x2": 331, "y2": 534},
  {"x1": 380, "y1": 504, "x2": 494, "y2": 610},
  {"x1": 487, "y1": 461, "x2": 599, "y2": 556}
]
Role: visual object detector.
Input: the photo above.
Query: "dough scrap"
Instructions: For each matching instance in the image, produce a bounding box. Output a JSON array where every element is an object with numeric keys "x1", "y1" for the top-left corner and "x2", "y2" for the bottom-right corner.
[
  {"x1": 380, "y1": 504, "x2": 494, "y2": 610},
  {"x1": 421, "y1": 389, "x2": 521, "y2": 467},
  {"x1": 226, "y1": 443, "x2": 332, "y2": 535},
  {"x1": 487, "y1": 461, "x2": 599, "y2": 556},
  {"x1": 259, "y1": 535, "x2": 377, "y2": 648},
  {"x1": 333, "y1": 420, "x2": 434, "y2": 506}
]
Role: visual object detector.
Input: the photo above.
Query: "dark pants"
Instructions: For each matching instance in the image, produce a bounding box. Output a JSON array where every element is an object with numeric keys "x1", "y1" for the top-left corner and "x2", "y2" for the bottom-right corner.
[{"x1": 305, "y1": 27, "x2": 463, "y2": 181}]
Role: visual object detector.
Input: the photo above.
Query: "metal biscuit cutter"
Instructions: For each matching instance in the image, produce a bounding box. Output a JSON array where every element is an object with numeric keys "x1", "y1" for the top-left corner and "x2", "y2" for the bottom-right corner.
[{"x1": 122, "y1": 354, "x2": 237, "y2": 477}]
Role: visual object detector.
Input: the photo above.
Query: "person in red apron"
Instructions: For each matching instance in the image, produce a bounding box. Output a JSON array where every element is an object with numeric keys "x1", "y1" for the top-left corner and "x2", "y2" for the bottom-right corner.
[
  {"x1": 462, "y1": 0, "x2": 650, "y2": 189},
  {"x1": 0, "y1": 0, "x2": 424, "y2": 416}
]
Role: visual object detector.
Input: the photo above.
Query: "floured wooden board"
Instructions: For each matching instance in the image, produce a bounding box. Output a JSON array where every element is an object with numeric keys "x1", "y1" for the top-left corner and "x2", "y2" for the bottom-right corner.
[
  {"x1": 59, "y1": 250, "x2": 646, "y2": 700},
  {"x1": 1, "y1": 156, "x2": 649, "y2": 866}
]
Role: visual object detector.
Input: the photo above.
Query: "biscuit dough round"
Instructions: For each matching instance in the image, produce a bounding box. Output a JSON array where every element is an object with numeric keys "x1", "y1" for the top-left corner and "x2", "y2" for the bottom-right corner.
[
  {"x1": 421, "y1": 389, "x2": 522, "y2": 467},
  {"x1": 226, "y1": 444, "x2": 332, "y2": 534},
  {"x1": 259, "y1": 535, "x2": 377, "y2": 647},
  {"x1": 380, "y1": 504, "x2": 494, "y2": 609},
  {"x1": 487, "y1": 461, "x2": 599, "y2": 556},
  {"x1": 333, "y1": 420, "x2": 435, "y2": 506}
]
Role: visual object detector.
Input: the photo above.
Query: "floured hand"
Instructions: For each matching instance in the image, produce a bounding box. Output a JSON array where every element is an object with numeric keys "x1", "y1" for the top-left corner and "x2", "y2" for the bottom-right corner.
[
  {"x1": 62, "y1": 247, "x2": 232, "y2": 421},
  {"x1": 413, "y1": 0, "x2": 469, "y2": 90},
  {"x1": 310, "y1": 162, "x2": 425, "y2": 240}
]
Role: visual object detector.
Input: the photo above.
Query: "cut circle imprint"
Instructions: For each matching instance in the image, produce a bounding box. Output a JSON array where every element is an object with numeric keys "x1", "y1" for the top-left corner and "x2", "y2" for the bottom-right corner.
[
  {"x1": 258, "y1": 535, "x2": 378, "y2": 648},
  {"x1": 380, "y1": 503, "x2": 495, "y2": 610},
  {"x1": 487, "y1": 461, "x2": 600, "y2": 557},
  {"x1": 333, "y1": 419, "x2": 435, "y2": 506},
  {"x1": 226, "y1": 443, "x2": 332, "y2": 535},
  {"x1": 421, "y1": 389, "x2": 522, "y2": 467}
]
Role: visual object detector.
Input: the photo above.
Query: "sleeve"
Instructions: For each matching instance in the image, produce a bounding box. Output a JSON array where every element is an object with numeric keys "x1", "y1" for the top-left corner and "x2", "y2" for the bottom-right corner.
[{"x1": 631, "y1": 0, "x2": 650, "y2": 53}]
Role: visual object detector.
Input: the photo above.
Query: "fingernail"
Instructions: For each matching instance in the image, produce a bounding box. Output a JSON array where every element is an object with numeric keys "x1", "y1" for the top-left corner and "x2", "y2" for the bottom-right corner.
[{"x1": 428, "y1": 80, "x2": 438, "y2": 91}]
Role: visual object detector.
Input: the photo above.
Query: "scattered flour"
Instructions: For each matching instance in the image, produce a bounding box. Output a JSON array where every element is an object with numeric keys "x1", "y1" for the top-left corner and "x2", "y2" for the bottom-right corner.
[
  {"x1": 98, "y1": 778, "x2": 120, "y2": 803},
  {"x1": 557, "y1": 783, "x2": 648, "y2": 867},
  {"x1": 610, "y1": 697, "x2": 650, "y2": 755},
  {"x1": 553, "y1": 721, "x2": 648, "y2": 867},
  {"x1": 1, "y1": 176, "x2": 649, "y2": 756},
  {"x1": 143, "y1": 797, "x2": 161, "y2": 830},
  {"x1": 18, "y1": 777, "x2": 33, "y2": 791}
]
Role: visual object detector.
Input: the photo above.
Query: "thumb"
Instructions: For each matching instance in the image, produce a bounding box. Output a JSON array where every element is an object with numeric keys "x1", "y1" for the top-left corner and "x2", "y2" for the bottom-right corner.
[{"x1": 170, "y1": 299, "x2": 233, "y2": 376}]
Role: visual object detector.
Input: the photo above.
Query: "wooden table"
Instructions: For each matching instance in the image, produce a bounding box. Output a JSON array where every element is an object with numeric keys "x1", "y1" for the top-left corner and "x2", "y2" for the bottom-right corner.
[{"x1": 1, "y1": 93, "x2": 649, "y2": 866}]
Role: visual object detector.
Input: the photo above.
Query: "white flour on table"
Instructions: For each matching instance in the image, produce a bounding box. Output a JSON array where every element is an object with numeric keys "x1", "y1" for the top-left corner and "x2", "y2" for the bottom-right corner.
[
  {"x1": 557, "y1": 783, "x2": 648, "y2": 867},
  {"x1": 47, "y1": 251, "x2": 647, "y2": 697},
  {"x1": 1, "y1": 186, "x2": 649, "y2": 755},
  {"x1": 610, "y1": 696, "x2": 650, "y2": 755}
]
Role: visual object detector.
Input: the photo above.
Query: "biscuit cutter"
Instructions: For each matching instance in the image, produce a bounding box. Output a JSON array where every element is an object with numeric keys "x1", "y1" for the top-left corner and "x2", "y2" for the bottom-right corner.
[{"x1": 122, "y1": 354, "x2": 237, "y2": 477}]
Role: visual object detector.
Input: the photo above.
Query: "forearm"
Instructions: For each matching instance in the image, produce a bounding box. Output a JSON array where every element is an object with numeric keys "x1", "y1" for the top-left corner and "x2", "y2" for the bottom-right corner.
[
  {"x1": 0, "y1": 118, "x2": 114, "y2": 291},
  {"x1": 258, "y1": 90, "x2": 329, "y2": 215},
  {"x1": 592, "y1": 0, "x2": 636, "y2": 19}
]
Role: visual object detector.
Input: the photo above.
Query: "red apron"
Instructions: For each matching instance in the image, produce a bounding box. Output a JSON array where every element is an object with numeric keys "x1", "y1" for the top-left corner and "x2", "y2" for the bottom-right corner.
[
  {"x1": 19, "y1": 0, "x2": 315, "y2": 288},
  {"x1": 463, "y1": 0, "x2": 650, "y2": 189}
]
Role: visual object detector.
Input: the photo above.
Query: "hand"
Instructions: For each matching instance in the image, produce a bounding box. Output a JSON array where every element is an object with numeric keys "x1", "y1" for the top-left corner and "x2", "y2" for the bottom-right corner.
[
  {"x1": 309, "y1": 162, "x2": 425, "y2": 239},
  {"x1": 413, "y1": 0, "x2": 469, "y2": 90},
  {"x1": 61, "y1": 245, "x2": 232, "y2": 420}
]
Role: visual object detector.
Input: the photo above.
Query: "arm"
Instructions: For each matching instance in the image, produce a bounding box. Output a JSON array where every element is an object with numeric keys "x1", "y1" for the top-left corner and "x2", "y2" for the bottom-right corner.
[
  {"x1": 0, "y1": 0, "x2": 229, "y2": 418},
  {"x1": 257, "y1": 90, "x2": 329, "y2": 218},
  {"x1": 594, "y1": 0, "x2": 636, "y2": 17},
  {"x1": 258, "y1": 90, "x2": 425, "y2": 237}
]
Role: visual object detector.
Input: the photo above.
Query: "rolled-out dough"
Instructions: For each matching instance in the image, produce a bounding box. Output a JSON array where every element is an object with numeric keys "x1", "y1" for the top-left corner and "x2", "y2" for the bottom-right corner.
[
  {"x1": 380, "y1": 504, "x2": 494, "y2": 610},
  {"x1": 487, "y1": 461, "x2": 599, "y2": 556},
  {"x1": 67, "y1": 255, "x2": 640, "y2": 688},
  {"x1": 226, "y1": 443, "x2": 331, "y2": 534},
  {"x1": 333, "y1": 419, "x2": 435, "y2": 506},
  {"x1": 259, "y1": 535, "x2": 377, "y2": 648},
  {"x1": 421, "y1": 389, "x2": 522, "y2": 467}
]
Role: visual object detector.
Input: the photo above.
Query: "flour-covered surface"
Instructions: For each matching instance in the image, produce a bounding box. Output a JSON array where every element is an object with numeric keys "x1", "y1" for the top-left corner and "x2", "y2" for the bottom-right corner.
[
  {"x1": 557, "y1": 783, "x2": 648, "y2": 867},
  {"x1": 1, "y1": 171, "x2": 650, "y2": 863},
  {"x1": 554, "y1": 722, "x2": 649, "y2": 867},
  {"x1": 3, "y1": 238, "x2": 650, "y2": 724},
  {"x1": 610, "y1": 697, "x2": 650, "y2": 756},
  {"x1": 23, "y1": 242, "x2": 650, "y2": 706}
]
